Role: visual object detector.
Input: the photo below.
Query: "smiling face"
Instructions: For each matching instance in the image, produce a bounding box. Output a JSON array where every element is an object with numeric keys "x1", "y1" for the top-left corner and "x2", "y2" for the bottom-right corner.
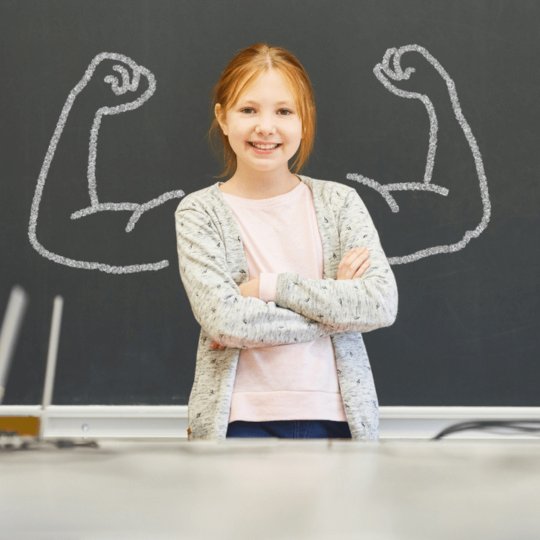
[{"x1": 215, "y1": 68, "x2": 303, "y2": 178}]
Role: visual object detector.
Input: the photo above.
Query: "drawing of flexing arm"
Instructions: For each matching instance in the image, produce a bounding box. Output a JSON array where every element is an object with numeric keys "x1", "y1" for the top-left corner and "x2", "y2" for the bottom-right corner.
[
  {"x1": 347, "y1": 44, "x2": 491, "y2": 265},
  {"x1": 28, "y1": 52, "x2": 184, "y2": 274}
]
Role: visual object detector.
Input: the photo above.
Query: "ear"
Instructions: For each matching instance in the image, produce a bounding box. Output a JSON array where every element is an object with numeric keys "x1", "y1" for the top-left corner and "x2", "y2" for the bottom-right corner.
[{"x1": 215, "y1": 103, "x2": 228, "y2": 136}]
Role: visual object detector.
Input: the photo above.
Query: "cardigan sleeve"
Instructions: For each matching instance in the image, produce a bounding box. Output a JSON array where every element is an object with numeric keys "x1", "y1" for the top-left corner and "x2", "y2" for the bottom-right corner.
[
  {"x1": 175, "y1": 199, "x2": 339, "y2": 349},
  {"x1": 273, "y1": 188, "x2": 398, "y2": 333}
]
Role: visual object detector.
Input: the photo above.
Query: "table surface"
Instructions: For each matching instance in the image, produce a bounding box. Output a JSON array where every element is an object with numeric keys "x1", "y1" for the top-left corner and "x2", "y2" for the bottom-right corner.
[{"x1": 1, "y1": 438, "x2": 540, "y2": 540}]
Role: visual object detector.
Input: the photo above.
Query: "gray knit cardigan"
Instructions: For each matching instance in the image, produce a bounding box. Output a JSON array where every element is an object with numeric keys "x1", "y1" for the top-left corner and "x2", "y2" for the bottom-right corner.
[{"x1": 174, "y1": 174, "x2": 398, "y2": 441}]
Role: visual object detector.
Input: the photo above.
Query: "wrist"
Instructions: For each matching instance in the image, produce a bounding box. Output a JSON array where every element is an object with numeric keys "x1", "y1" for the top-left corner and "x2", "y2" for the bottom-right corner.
[{"x1": 259, "y1": 273, "x2": 278, "y2": 302}]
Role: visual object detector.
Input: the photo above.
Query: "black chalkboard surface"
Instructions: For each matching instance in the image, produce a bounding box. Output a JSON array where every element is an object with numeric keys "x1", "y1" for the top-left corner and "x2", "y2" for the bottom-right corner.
[{"x1": 1, "y1": 0, "x2": 539, "y2": 406}]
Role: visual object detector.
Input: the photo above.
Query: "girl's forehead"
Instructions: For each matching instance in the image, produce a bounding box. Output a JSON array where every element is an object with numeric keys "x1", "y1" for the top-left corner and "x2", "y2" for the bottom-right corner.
[{"x1": 237, "y1": 72, "x2": 297, "y2": 104}]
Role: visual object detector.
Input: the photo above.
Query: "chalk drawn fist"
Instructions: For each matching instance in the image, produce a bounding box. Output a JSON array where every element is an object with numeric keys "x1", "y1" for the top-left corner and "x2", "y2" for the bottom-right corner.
[
  {"x1": 79, "y1": 52, "x2": 155, "y2": 110},
  {"x1": 373, "y1": 44, "x2": 445, "y2": 96}
]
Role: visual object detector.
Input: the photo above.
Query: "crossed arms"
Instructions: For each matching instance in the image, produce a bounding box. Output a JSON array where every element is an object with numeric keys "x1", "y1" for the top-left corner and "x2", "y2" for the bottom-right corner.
[{"x1": 174, "y1": 189, "x2": 398, "y2": 350}]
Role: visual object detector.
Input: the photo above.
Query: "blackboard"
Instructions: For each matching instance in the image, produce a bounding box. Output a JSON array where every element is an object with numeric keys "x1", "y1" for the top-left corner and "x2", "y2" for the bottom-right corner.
[{"x1": 1, "y1": 0, "x2": 539, "y2": 407}]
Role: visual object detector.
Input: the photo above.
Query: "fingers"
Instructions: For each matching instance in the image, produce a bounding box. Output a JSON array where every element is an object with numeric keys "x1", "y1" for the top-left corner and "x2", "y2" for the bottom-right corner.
[
  {"x1": 104, "y1": 63, "x2": 140, "y2": 96},
  {"x1": 352, "y1": 258, "x2": 371, "y2": 279},
  {"x1": 238, "y1": 278, "x2": 259, "y2": 299},
  {"x1": 378, "y1": 47, "x2": 415, "y2": 82},
  {"x1": 341, "y1": 247, "x2": 369, "y2": 269},
  {"x1": 338, "y1": 247, "x2": 371, "y2": 280}
]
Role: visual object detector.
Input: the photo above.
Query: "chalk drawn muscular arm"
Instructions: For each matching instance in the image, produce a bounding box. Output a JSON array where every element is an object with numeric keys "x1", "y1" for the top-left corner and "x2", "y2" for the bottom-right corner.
[
  {"x1": 347, "y1": 45, "x2": 491, "y2": 265},
  {"x1": 28, "y1": 52, "x2": 184, "y2": 274}
]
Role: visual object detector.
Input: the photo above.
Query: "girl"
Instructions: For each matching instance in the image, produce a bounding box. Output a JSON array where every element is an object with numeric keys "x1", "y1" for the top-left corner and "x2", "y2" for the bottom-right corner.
[{"x1": 175, "y1": 43, "x2": 398, "y2": 441}]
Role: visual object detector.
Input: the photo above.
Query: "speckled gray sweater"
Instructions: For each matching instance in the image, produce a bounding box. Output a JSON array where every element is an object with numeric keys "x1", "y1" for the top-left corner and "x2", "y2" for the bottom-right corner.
[{"x1": 175, "y1": 174, "x2": 398, "y2": 441}]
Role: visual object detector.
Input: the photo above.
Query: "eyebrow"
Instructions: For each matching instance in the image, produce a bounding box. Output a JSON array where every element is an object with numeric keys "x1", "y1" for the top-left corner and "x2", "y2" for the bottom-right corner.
[{"x1": 241, "y1": 100, "x2": 294, "y2": 106}]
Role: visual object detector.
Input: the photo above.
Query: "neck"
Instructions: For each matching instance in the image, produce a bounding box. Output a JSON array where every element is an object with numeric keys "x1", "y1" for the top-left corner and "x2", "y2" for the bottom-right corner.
[{"x1": 224, "y1": 165, "x2": 301, "y2": 199}]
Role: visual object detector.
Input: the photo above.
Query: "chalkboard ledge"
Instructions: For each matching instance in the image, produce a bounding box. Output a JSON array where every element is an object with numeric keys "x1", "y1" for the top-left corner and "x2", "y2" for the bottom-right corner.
[{"x1": 2, "y1": 406, "x2": 540, "y2": 440}]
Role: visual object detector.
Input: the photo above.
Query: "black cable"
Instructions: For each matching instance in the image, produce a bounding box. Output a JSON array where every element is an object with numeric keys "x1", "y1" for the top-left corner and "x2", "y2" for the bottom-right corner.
[
  {"x1": 51, "y1": 439, "x2": 99, "y2": 449},
  {"x1": 432, "y1": 419, "x2": 540, "y2": 440}
]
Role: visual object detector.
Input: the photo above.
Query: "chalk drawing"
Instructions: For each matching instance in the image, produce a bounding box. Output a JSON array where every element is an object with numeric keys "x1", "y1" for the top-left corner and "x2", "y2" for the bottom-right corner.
[
  {"x1": 347, "y1": 44, "x2": 491, "y2": 265},
  {"x1": 28, "y1": 52, "x2": 184, "y2": 274}
]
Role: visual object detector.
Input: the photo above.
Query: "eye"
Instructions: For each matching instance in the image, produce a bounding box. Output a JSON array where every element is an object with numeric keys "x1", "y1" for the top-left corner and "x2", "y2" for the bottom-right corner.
[
  {"x1": 278, "y1": 109, "x2": 293, "y2": 116},
  {"x1": 240, "y1": 107, "x2": 255, "y2": 114}
]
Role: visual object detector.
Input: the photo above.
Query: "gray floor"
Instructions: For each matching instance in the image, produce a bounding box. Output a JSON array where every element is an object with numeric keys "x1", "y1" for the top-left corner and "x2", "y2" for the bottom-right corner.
[{"x1": 1, "y1": 438, "x2": 539, "y2": 540}]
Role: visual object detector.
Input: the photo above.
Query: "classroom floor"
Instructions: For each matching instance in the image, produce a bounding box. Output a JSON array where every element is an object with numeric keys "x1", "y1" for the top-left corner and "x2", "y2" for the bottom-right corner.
[{"x1": 1, "y1": 438, "x2": 539, "y2": 540}]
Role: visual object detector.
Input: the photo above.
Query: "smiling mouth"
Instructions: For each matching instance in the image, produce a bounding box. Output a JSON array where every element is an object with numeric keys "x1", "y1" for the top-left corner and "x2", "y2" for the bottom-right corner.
[{"x1": 248, "y1": 142, "x2": 282, "y2": 150}]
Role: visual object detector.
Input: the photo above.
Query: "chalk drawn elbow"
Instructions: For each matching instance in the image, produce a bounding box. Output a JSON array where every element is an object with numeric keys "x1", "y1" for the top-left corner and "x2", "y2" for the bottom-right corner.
[{"x1": 27, "y1": 222, "x2": 171, "y2": 274}]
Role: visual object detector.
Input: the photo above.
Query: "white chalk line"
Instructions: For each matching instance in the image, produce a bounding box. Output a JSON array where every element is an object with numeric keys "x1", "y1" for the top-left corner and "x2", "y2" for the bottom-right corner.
[
  {"x1": 28, "y1": 52, "x2": 185, "y2": 274},
  {"x1": 346, "y1": 44, "x2": 491, "y2": 265},
  {"x1": 30, "y1": 46, "x2": 491, "y2": 272}
]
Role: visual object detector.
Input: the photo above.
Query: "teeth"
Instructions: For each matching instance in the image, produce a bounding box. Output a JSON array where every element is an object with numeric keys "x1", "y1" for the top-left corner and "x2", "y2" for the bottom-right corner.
[{"x1": 251, "y1": 142, "x2": 279, "y2": 150}]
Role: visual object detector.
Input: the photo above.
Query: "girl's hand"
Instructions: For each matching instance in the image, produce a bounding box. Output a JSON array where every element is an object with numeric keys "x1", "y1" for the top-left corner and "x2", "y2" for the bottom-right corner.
[
  {"x1": 239, "y1": 277, "x2": 260, "y2": 298},
  {"x1": 209, "y1": 277, "x2": 260, "y2": 350},
  {"x1": 337, "y1": 247, "x2": 370, "y2": 280}
]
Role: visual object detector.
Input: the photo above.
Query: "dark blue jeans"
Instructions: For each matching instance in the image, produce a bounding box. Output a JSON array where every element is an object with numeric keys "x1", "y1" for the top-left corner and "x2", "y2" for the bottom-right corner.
[{"x1": 226, "y1": 420, "x2": 352, "y2": 439}]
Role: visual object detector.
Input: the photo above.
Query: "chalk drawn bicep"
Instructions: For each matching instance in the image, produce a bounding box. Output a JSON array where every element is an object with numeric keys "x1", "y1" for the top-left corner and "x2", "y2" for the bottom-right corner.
[
  {"x1": 28, "y1": 51, "x2": 183, "y2": 274},
  {"x1": 348, "y1": 44, "x2": 491, "y2": 265}
]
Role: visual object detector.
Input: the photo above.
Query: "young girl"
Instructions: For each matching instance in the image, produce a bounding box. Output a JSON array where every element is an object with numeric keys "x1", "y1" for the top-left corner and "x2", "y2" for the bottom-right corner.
[{"x1": 175, "y1": 43, "x2": 398, "y2": 441}]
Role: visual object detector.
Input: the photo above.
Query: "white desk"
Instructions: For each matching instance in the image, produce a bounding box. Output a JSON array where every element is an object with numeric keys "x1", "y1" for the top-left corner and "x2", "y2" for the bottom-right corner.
[{"x1": 1, "y1": 439, "x2": 539, "y2": 539}]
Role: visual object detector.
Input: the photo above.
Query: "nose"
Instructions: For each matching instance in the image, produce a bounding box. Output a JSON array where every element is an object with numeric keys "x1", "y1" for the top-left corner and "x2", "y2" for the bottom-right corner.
[
  {"x1": 256, "y1": 124, "x2": 276, "y2": 136},
  {"x1": 255, "y1": 113, "x2": 276, "y2": 135}
]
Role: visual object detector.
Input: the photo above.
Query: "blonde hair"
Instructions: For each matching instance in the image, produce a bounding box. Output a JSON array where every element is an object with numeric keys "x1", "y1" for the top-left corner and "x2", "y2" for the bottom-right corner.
[{"x1": 208, "y1": 43, "x2": 317, "y2": 179}]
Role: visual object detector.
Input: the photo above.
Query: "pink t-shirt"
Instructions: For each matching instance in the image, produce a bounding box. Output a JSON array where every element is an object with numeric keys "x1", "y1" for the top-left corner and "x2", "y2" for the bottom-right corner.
[{"x1": 221, "y1": 181, "x2": 347, "y2": 423}]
